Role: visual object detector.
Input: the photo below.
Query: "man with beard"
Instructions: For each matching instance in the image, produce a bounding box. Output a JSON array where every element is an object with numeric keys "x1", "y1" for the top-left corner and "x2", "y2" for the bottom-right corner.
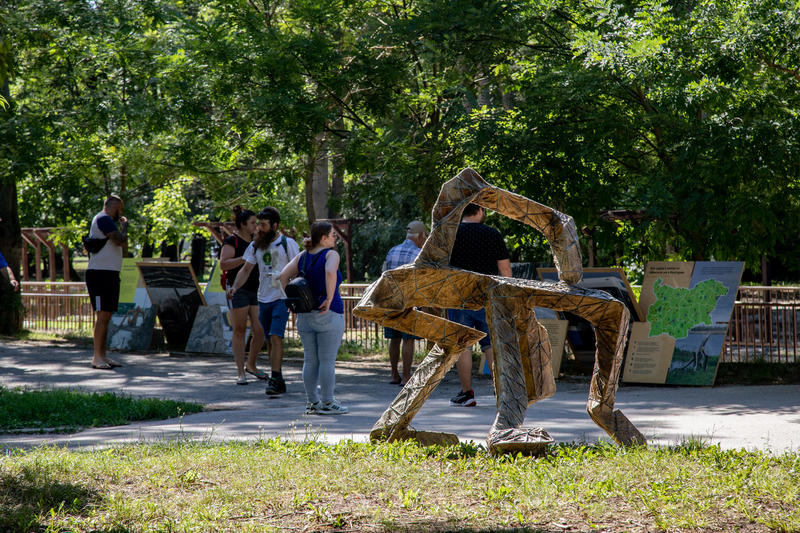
[
  {"x1": 228, "y1": 207, "x2": 299, "y2": 395},
  {"x1": 85, "y1": 195, "x2": 128, "y2": 370}
]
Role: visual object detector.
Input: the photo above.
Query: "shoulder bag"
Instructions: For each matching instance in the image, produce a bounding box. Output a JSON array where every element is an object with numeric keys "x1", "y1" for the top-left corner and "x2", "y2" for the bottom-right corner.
[{"x1": 285, "y1": 251, "x2": 323, "y2": 313}]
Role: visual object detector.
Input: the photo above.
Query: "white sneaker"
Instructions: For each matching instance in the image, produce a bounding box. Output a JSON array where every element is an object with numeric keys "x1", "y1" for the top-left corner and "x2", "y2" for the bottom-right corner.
[
  {"x1": 304, "y1": 402, "x2": 320, "y2": 415},
  {"x1": 317, "y1": 400, "x2": 349, "y2": 415}
]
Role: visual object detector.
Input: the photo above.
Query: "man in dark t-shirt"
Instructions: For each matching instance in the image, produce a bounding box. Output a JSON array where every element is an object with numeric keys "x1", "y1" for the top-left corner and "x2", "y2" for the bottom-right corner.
[{"x1": 447, "y1": 203, "x2": 511, "y2": 407}]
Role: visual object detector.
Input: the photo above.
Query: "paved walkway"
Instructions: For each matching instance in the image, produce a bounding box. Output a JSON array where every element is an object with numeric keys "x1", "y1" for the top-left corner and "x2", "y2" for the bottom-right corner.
[{"x1": 1, "y1": 340, "x2": 798, "y2": 453}]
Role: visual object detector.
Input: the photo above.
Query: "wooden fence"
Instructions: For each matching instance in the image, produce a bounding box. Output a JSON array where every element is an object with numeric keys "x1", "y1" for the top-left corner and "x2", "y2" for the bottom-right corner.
[{"x1": 19, "y1": 282, "x2": 800, "y2": 362}]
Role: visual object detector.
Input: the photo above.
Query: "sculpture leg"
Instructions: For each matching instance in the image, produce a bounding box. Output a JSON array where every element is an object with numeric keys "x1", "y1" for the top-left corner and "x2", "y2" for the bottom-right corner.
[
  {"x1": 583, "y1": 302, "x2": 646, "y2": 446},
  {"x1": 485, "y1": 293, "x2": 554, "y2": 455},
  {"x1": 370, "y1": 343, "x2": 462, "y2": 447},
  {"x1": 354, "y1": 274, "x2": 488, "y2": 448},
  {"x1": 525, "y1": 284, "x2": 646, "y2": 447}
]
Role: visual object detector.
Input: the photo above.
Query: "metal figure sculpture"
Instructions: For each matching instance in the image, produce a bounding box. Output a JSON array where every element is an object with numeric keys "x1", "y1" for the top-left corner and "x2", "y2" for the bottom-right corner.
[{"x1": 353, "y1": 168, "x2": 646, "y2": 455}]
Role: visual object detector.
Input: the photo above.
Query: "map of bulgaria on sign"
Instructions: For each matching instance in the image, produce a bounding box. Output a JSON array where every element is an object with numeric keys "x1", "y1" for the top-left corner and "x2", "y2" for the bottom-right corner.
[
  {"x1": 648, "y1": 278, "x2": 729, "y2": 339},
  {"x1": 623, "y1": 261, "x2": 744, "y2": 386}
]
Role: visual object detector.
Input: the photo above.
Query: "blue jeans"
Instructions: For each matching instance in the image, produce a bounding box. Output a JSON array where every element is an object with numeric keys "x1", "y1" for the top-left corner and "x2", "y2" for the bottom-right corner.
[
  {"x1": 297, "y1": 311, "x2": 345, "y2": 404},
  {"x1": 447, "y1": 308, "x2": 491, "y2": 350},
  {"x1": 258, "y1": 299, "x2": 290, "y2": 338}
]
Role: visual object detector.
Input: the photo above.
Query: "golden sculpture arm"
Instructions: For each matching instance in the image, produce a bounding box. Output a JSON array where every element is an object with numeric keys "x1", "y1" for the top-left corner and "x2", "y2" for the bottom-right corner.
[{"x1": 418, "y1": 168, "x2": 583, "y2": 284}]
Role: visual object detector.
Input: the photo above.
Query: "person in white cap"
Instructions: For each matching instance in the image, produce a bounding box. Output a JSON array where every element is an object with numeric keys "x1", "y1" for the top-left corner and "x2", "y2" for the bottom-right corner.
[{"x1": 381, "y1": 220, "x2": 427, "y2": 385}]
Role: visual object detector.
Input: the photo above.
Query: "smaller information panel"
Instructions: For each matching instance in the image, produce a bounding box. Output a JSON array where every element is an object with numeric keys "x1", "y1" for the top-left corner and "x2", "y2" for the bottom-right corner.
[{"x1": 137, "y1": 262, "x2": 205, "y2": 349}]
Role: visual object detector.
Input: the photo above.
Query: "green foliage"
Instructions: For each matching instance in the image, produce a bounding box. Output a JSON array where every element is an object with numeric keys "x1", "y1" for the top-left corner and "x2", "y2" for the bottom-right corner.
[
  {"x1": 141, "y1": 175, "x2": 203, "y2": 247},
  {"x1": 0, "y1": 43, "x2": 8, "y2": 109},
  {"x1": 345, "y1": 193, "x2": 425, "y2": 281},
  {"x1": 48, "y1": 220, "x2": 85, "y2": 250},
  {"x1": 5, "y1": 0, "x2": 189, "y2": 236},
  {"x1": 4, "y1": 0, "x2": 800, "y2": 280},
  {"x1": 564, "y1": 0, "x2": 800, "y2": 265}
]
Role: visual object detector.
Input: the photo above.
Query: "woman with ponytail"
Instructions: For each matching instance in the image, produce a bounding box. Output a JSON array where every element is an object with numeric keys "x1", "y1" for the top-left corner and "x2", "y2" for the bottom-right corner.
[
  {"x1": 279, "y1": 221, "x2": 348, "y2": 415},
  {"x1": 220, "y1": 206, "x2": 266, "y2": 385}
]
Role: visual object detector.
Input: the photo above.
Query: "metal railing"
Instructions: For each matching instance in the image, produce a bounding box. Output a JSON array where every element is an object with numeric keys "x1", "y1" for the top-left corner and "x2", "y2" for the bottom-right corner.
[
  {"x1": 20, "y1": 282, "x2": 800, "y2": 362},
  {"x1": 20, "y1": 282, "x2": 382, "y2": 347},
  {"x1": 723, "y1": 286, "x2": 800, "y2": 363},
  {"x1": 22, "y1": 281, "x2": 88, "y2": 294},
  {"x1": 21, "y1": 282, "x2": 95, "y2": 332}
]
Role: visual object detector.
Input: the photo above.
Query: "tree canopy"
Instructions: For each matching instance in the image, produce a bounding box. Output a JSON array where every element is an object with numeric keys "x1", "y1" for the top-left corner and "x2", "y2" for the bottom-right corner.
[{"x1": 2, "y1": 0, "x2": 799, "y2": 283}]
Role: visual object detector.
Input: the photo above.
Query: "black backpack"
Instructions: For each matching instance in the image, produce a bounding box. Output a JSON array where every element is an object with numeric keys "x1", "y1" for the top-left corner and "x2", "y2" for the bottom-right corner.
[{"x1": 285, "y1": 251, "x2": 322, "y2": 313}]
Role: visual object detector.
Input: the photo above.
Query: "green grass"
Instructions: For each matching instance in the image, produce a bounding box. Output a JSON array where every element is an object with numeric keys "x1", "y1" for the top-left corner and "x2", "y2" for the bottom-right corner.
[
  {"x1": 716, "y1": 361, "x2": 800, "y2": 385},
  {"x1": 0, "y1": 387, "x2": 203, "y2": 433},
  {"x1": 337, "y1": 339, "x2": 372, "y2": 361},
  {"x1": 0, "y1": 439, "x2": 797, "y2": 532},
  {"x1": 6, "y1": 329, "x2": 93, "y2": 345}
]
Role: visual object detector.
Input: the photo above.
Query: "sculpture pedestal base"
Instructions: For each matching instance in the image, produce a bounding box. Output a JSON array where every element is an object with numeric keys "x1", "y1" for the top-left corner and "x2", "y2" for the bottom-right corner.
[
  {"x1": 487, "y1": 427, "x2": 554, "y2": 456},
  {"x1": 371, "y1": 427, "x2": 460, "y2": 448}
]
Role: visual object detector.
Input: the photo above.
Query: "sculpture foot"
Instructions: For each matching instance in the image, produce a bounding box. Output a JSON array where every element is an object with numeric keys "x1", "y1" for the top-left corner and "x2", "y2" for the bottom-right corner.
[
  {"x1": 487, "y1": 427, "x2": 554, "y2": 456},
  {"x1": 588, "y1": 407, "x2": 647, "y2": 446},
  {"x1": 370, "y1": 427, "x2": 459, "y2": 447},
  {"x1": 610, "y1": 409, "x2": 647, "y2": 446}
]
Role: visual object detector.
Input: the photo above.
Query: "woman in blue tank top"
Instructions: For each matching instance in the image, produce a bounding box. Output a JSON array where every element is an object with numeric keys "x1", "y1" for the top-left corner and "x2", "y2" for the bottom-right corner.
[{"x1": 279, "y1": 221, "x2": 348, "y2": 415}]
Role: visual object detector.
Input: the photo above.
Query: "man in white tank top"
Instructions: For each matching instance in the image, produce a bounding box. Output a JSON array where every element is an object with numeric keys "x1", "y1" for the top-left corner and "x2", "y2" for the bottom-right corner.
[{"x1": 84, "y1": 195, "x2": 128, "y2": 370}]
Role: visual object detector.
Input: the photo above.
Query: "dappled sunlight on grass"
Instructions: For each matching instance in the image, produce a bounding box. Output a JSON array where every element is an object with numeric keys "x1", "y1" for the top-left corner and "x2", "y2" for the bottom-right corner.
[{"x1": 0, "y1": 439, "x2": 797, "y2": 532}]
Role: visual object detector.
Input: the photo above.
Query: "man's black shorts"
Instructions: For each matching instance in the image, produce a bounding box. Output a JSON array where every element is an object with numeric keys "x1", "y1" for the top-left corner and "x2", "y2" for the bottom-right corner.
[{"x1": 85, "y1": 269, "x2": 121, "y2": 312}]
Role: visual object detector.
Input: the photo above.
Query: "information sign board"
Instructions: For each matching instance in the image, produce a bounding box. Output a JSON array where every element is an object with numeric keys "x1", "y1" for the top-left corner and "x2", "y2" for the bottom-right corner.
[{"x1": 623, "y1": 261, "x2": 744, "y2": 386}]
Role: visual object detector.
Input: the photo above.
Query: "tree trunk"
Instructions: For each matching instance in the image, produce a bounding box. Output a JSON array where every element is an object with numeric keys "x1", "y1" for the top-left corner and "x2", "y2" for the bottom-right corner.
[
  {"x1": 142, "y1": 226, "x2": 154, "y2": 258},
  {"x1": 120, "y1": 163, "x2": 127, "y2": 194},
  {"x1": 191, "y1": 235, "x2": 206, "y2": 280},
  {"x1": 330, "y1": 119, "x2": 345, "y2": 218},
  {"x1": 0, "y1": 178, "x2": 23, "y2": 333},
  {"x1": 312, "y1": 131, "x2": 329, "y2": 219},
  {"x1": 0, "y1": 80, "x2": 23, "y2": 333},
  {"x1": 160, "y1": 242, "x2": 178, "y2": 262},
  {"x1": 304, "y1": 157, "x2": 315, "y2": 224},
  {"x1": 761, "y1": 255, "x2": 772, "y2": 287},
  {"x1": 304, "y1": 131, "x2": 330, "y2": 223}
]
